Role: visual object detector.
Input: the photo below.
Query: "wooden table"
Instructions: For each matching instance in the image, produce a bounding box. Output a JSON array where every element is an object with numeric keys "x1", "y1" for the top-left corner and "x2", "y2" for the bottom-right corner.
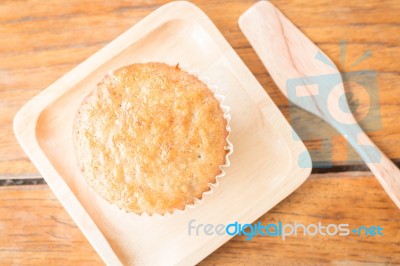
[{"x1": 1, "y1": 0, "x2": 399, "y2": 264}]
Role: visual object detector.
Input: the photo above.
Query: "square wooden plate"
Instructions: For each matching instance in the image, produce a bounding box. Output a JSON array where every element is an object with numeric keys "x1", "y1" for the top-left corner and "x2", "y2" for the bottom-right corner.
[{"x1": 14, "y1": 1, "x2": 311, "y2": 265}]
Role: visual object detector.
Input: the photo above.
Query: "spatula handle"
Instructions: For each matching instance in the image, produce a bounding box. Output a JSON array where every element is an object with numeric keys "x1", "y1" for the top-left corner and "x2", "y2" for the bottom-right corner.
[{"x1": 343, "y1": 124, "x2": 400, "y2": 208}]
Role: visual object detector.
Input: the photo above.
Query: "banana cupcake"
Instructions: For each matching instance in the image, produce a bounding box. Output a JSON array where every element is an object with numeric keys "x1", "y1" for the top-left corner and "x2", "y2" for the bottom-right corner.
[{"x1": 73, "y1": 63, "x2": 230, "y2": 215}]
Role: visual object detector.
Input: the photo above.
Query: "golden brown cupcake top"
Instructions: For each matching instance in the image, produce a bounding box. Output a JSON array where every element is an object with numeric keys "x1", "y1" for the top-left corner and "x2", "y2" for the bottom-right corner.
[{"x1": 73, "y1": 63, "x2": 228, "y2": 214}]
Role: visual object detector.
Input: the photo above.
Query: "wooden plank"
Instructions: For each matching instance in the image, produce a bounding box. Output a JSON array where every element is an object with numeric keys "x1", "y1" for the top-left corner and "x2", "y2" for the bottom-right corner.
[
  {"x1": 203, "y1": 172, "x2": 400, "y2": 264},
  {"x1": 0, "y1": 185, "x2": 103, "y2": 265},
  {"x1": 0, "y1": 172, "x2": 399, "y2": 264},
  {"x1": 0, "y1": 0, "x2": 400, "y2": 178}
]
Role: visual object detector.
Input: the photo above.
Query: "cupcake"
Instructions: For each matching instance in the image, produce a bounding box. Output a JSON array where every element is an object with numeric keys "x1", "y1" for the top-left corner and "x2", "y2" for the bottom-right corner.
[{"x1": 73, "y1": 63, "x2": 230, "y2": 215}]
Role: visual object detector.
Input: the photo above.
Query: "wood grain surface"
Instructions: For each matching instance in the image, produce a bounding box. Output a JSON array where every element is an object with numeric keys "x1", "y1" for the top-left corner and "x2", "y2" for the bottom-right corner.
[
  {"x1": 1, "y1": 0, "x2": 400, "y2": 265},
  {"x1": 1, "y1": 0, "x2": 400, "y2": 178},
  {"x1": 0, "y1": 172, "x2": 399, "y2": 265}
]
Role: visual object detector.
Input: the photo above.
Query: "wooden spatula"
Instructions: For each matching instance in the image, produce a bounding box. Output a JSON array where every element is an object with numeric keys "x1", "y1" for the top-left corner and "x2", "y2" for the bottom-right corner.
[{"x1": 239, "y1": 1, "x2": 400, "y2": 208}]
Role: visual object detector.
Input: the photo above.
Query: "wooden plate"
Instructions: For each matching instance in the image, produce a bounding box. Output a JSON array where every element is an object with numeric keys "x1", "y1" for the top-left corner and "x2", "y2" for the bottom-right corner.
[{"x1": 14, "y1": 2, "x2": 311, "y2": 265}]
